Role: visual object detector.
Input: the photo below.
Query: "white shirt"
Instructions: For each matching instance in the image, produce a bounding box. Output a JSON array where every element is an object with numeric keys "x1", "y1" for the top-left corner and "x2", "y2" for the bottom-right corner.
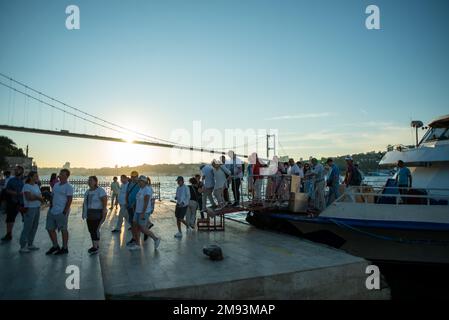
[
  {"x1": 201, "y1": 165, "x2": 215, "y2": 189},
  {"x1": 85, "y1": 187, "x2": 107, "y2": 210},
  {"x1": 135, "y1": 185, "x2": 153, "y2": 214},
  {"x1": 118, "y1": 182, "x2": 128, "y2": 205},
  {"x1": 175, "y1": 184, "x2": 190, "y2": 207},
  {"x1": 50, "y1": 182, "x2": 74, "y2": 215},
  {"x1": 22, "y1": 183, "x2": 41, "y2": 208},
  {"x1": 214, "y1": 165, "x2": 231, "y2": 190},
  {"x1": 226, "y1": 157, "x2": 243, "y2": 179},
  {"x1": 288, "y1": 164, "x2": 303, "y2": 177}
]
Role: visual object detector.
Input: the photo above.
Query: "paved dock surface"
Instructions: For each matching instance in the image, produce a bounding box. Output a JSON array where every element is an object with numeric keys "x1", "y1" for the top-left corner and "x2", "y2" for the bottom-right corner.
[
  {"x1": 100, "y1": 201, "x2": 389, "y2": 299},
  {"x1": 0, "y1": 201, "x2": 389, "y2": 299},
  {"x1": 0, "y1": 202, "x2": 104, "y2": 300}
]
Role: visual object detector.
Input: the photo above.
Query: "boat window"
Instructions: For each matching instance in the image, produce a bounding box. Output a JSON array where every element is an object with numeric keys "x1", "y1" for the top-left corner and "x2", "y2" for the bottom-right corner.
[
  {"x1": 441, "y1": 128, "x2": 449, "y2": 140},
  {"x1": 421, "y1": 127, "x2": 449, "y2": 143}
]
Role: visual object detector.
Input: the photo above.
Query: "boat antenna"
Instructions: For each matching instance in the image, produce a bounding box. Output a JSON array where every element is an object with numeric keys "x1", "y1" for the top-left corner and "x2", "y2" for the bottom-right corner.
[{"x1": 410, "y1": 120, "x2": 423, "y2": 147}]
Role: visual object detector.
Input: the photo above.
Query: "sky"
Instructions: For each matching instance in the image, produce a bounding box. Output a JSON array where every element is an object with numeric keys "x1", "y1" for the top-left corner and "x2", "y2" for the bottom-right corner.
[{"x1": 0, "y1": 0, "x2": 448, "y2": 168}]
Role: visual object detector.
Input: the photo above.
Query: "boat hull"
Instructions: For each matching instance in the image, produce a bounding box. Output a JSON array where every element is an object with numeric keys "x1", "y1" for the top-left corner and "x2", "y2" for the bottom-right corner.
[{"x1": 247, "y1": 212, "x2": 449, "y2": 264}]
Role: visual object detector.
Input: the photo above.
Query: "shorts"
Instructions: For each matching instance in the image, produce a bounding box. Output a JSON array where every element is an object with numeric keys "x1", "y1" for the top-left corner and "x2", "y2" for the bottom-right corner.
[
  {"x1": 46, "y1": 212, "x2": 68, "y2": 231},
  {"x1": 6, "y1": 203, "x2": 19, "y2": 223},
  {"x1": 175, "y1": 205, "x2": 188, "y2": 220},
  {"x1": 133, "y1": 211, "x2": 151, "y2": 226}
]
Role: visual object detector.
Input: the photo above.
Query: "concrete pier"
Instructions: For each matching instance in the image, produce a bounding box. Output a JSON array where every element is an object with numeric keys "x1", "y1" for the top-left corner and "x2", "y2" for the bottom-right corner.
[
  {"x1": 0, "y1": 201, "x2": 390, "y2": 300},
  {"x1": 0, "y1": 201, "x2": 104, "y2": 300}
]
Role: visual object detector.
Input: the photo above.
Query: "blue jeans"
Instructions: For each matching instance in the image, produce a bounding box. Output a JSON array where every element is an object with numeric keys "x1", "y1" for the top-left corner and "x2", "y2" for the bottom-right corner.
[
  {"x1": 20, "y1": 207, "x2": 40, "y2": 248},
  {"x1": 327, "y1": 183, "x2": 340, "y2": 206}
]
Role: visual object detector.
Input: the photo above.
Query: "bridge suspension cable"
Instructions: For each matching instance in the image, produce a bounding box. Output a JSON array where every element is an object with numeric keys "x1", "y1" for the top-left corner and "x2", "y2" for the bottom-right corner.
[
  {"x1": 0, "y1": 72, "x2": 191, "y2": 147},
  {"x1": 0, "y1": 74, "x2": 250, "y2": 158}
]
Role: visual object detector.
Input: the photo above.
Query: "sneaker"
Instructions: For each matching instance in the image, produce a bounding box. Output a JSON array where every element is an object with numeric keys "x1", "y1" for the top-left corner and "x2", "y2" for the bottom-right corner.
[
  {"x1": 19, "y1": 247, "x2": 30, "y2": 253},
  {"x1": 128, "y1": 244, "x2": 140, "y2": 251},
  {"x1": 154, "y1": 238, "x2": 161, "y2": 250},
  {"x1": 45, "y1": 246, "x2": 60, "y2": 255},
  {"x1": 174, "y1": 232, "x2": 183, "y2": 238},
  {"x1": 88, "y1": 247, "x2": 99, "y2": 255},
  {"x1": 54, "y1": 248, "x2": 69, "y2": 255},
  {"x1": 1, "y1": 234, "x2": 12, "y2": 242},
  {"x1": 126, "y1": 239, "x2": 136, "y2": 247},
  {"x1": 27, "y1": 245, "x2": 40, "y2": 251},
  {"x1": 111, "y1": 229, "x2": 120, "y2": 233}
]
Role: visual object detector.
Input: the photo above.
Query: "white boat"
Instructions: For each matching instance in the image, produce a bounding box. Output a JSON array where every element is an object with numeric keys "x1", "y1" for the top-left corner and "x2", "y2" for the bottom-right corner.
[{"x1": 248, "y1": 115, "x2": 449, "y2": 264}]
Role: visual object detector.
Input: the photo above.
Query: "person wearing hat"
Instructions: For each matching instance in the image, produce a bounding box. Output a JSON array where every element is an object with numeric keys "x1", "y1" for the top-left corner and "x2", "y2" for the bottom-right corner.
[
  {"x1": 174, "y1": 176, "x2": 191, "y2": 238},
  {"x1": 211, "y1": 159, "x2": 231, "y2": 209},
  {"x1": 128, "y1": 175, "x2": 160, "y2": 251},
  {"x1": 125, "y1": 171, "x2": 140, "y2": 247}
]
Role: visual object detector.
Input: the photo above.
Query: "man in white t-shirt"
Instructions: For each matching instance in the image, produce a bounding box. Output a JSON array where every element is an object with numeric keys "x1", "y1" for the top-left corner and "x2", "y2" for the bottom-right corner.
[
  {"x1": 45, "y1": 169, "x2": 73, "y2": 255},
  {"x1": 128, "y1": 176, "x2": 160, "y2": 250}
]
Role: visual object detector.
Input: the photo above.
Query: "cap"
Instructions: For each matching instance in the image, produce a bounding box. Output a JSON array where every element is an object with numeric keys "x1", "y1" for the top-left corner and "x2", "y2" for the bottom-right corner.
[
  {"x1": 138, "y1": 175, "x2": 147, "y2": 182},
  {"x1": 176, "y1": 176, "x2": 184, "y2": 182},
  {"x1": 345, "y1": 156, "x2": 353, "y2": 161},
  {"x1": 130, "y1": 171, "x2": 139, "y2": 177}
]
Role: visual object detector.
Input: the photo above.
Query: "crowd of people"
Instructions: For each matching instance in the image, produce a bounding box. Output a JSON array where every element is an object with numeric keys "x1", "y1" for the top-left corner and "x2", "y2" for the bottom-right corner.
[
  {"x1": 0, "y1": 167, "x2": 162, "y2": 255},
  {"x1": 0, "y1": 147, "x2": 413, "y2": 255}
]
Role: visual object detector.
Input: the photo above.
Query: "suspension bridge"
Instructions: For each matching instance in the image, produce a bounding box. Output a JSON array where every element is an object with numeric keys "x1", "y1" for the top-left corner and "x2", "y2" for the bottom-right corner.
[{"x1": 0, "y1": 72, "x2": 266, "y2": 159}]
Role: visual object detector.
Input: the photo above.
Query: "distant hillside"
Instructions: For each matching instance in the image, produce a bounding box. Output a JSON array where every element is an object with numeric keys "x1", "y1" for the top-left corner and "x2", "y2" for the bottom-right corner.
[
  {"x1": 38, "y1": 163, "x2": 203, "y2": 177},
  {"x1": 38, "y1": 151, "x2": 388, "y2": 177},
  {"x1": 319, "y1": 151, "x2": 387, "y2": 173}
]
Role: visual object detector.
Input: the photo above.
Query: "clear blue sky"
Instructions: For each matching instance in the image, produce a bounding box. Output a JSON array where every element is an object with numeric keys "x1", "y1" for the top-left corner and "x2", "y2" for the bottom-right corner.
[{"x1": 0, "y1": 0, "x2": 448, "y2": 167}]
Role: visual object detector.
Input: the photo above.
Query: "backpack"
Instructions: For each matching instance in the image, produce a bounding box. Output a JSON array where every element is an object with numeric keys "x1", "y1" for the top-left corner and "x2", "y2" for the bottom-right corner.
[{"x1": 351, "y1": 167, "x2": 362, "y2": 186}]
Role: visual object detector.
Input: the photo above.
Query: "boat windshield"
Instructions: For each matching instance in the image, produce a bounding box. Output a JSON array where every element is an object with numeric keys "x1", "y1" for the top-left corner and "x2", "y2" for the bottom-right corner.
[{"x1": 420, "y1": 127, "x2": 449, "y2": 144}]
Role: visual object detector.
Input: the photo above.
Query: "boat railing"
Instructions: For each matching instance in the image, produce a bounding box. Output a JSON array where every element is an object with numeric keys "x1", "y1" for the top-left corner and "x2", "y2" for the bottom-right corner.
[
  {"x1": 336, "y1": 185, "x2": 449, "y2": 206},
  {"x1": 244, "y1": 174, "x2": 297, "y2": 203},
  {"x1": 39, "y1": 179, "x2": 162, "y2": 200}
]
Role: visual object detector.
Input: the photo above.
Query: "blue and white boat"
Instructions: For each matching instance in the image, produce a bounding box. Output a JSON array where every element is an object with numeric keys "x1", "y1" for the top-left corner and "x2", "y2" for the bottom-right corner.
[{"x1": 248, "y1": 115, "x2": 449, "y2": 264}]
